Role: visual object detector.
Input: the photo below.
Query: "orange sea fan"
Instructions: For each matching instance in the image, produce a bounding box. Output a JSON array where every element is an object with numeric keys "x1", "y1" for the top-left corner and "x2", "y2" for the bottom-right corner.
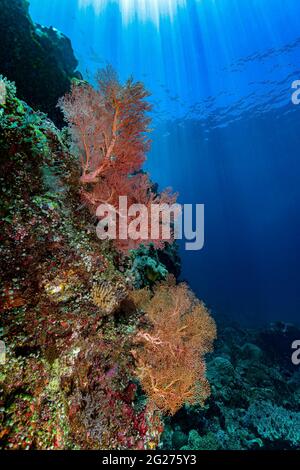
[{"x1": 134, "y1": 283, "x2": 217, "y2": 415}]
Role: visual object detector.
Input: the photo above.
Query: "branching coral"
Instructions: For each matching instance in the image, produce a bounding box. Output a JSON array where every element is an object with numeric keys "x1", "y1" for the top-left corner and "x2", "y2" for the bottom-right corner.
[
  {"x1": 245, "y1": 401, "x2": 300, "y2": 447},
  {"x1": 133, "y1": 283, "x2": 217, "y2": 415}
]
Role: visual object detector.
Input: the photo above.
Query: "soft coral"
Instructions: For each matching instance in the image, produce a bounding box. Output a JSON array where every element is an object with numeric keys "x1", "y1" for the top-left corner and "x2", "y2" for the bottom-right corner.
[
  {"x1": 58, "y1": 66, "x2": 150, "y2": 184},
  {"x1": 59, "y1": 67, "x2": 178, "y2": 253},
  {"x1": 134, "y1": 282, "x2": 217, "y2": 415}
]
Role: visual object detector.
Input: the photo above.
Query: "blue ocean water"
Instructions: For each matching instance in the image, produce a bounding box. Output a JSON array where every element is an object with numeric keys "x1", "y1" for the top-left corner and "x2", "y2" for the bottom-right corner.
[{"x1": 29, "y1": 0, "x2": 300, "y2": 326}]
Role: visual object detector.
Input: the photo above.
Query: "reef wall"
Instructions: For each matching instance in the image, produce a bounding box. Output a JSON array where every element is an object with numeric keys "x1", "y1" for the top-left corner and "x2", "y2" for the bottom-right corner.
[{"x1": 0, "y1": 0, "x2": 79, "y2": 126}]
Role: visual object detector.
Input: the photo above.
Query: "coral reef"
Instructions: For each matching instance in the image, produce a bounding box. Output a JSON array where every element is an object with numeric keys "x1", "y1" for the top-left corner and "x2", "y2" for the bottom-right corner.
[
  {"x1": 0, "y1": 78, "x2": 213, "y2": 449},
  {"x1": 127, "y1": 245, "x2": 169, "y2": 288},
  {"x1": 91, "y1": 280, "x2": 128, "y2": 316},
  {"x1": 160, "y1": 322, "x2": 300, "y2": 450},
  {"x1": 1, "y1": 68, "x2": 299, "y2": 453},
  {"x1": 2, "y1": 3, "x2": 298, "y2": 451},
  {"x1": 245, "y1": 401, "x2": 300, "y2": 447},
  {"x1": 0, "y1": 0, "x2": 79, "y2": 126}
]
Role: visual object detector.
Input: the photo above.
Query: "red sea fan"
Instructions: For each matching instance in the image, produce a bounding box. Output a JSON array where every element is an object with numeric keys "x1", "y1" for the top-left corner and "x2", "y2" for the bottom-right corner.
[
  {"x1": 58, "y1": 67, "x2": 179, "y2": 253},
  {"x1": 82, "y1": 171, "x2": 179, "y2": 253},
  {"x1": 58, "y1": 67, "x2": 151, "y2": 184}
]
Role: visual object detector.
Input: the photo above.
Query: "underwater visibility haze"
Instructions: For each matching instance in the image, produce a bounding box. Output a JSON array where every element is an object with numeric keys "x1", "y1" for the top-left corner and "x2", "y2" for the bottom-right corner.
[{"x1": 1, "y1": 0, "x2": 300, "y2": 454}]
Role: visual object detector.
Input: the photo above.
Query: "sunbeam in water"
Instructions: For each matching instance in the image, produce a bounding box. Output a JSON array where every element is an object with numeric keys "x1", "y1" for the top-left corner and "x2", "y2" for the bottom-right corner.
[{"x1": 78, "y1": 0, "x2": 187, "y2": 24}]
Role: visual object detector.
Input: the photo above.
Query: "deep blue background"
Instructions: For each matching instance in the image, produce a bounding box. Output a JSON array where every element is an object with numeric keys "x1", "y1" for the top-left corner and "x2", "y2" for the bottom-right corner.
[{"x1": 29, "y1": 0, "x2": 300, "y2": 325}]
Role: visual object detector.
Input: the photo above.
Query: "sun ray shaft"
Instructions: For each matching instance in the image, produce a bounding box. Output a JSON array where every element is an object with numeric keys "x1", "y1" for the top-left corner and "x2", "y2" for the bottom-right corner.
[{"x1": 78, "y1": 0, "x2": 187, "y2": 25}]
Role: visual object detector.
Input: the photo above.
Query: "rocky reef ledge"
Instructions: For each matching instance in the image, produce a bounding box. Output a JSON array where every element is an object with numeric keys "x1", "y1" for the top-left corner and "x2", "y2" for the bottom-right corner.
[{"x1": 0, "y1": 0, "x2": 80, "y2": 126}]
